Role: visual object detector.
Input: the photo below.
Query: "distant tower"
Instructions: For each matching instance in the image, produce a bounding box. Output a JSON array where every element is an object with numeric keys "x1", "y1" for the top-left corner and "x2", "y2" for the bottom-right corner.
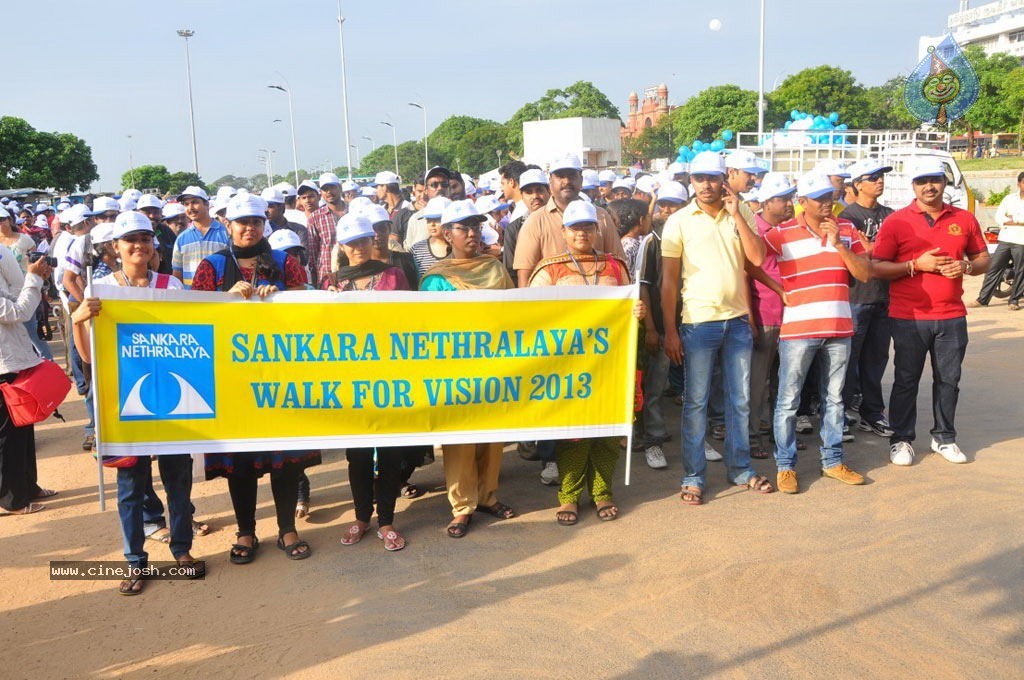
[{"x1": 959, "y1": 1, "x2": 969, "y2": 10}]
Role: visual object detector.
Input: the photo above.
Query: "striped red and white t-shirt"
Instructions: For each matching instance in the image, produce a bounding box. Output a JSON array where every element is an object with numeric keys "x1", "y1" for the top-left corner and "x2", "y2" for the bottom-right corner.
[{"x1": 763, "y1": 215, "x2": 864, "y2": 340}]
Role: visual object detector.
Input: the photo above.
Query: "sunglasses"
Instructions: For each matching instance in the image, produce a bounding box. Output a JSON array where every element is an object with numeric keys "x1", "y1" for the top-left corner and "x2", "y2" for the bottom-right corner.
[
  {"x1": 859, "y1": 172, "x2": 886, "y2": 182},
  {"x1": 450, "y1": 223, "x2": 482, "y2": 233},
  {"x1": 565, "y1": 223, "x2": 596, "y2": 232},
  {"x1": 426, "y1": 181, "x2": 447, "y2": 189},
  {"x1": 912, "y1": 176, "x2": 945, "y2": 186}
]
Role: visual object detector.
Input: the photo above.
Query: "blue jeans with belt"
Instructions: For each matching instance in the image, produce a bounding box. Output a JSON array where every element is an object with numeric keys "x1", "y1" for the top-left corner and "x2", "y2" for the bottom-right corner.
[{"x1": 679, "y1": 316, "x2": 755, "y2": 489}]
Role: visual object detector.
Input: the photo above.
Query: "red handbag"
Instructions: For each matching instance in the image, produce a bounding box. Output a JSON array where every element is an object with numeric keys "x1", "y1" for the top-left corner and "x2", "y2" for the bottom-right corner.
[{"x1": 0, "y1": 360, "x2": 72, "y2": 427}]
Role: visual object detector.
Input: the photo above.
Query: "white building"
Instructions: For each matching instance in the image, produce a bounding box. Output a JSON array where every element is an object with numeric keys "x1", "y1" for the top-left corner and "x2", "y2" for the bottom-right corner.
[
  {"x1": 919, "y1": 0, "x2": 1024, "y2": 60},
  {"x1": 522, "y1": 118, "x2": 622, "y2": 169}
]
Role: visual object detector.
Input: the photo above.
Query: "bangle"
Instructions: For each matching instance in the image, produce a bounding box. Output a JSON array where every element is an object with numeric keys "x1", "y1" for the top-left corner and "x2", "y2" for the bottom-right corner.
[{"x1": 907, "y1": 259, "x2": 916, "y2": 277}]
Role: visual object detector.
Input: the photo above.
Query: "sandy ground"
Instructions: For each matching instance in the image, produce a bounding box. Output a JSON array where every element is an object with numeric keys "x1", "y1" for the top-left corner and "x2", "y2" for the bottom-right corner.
[{"x1": 1, "y1": 277, "x2": 1021, "y2": 680}]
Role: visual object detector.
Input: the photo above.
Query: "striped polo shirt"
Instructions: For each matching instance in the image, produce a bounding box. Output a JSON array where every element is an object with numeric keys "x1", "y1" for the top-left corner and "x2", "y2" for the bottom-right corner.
[
  {"x1": 763, "y1": 214, "x2": 865, "y2": 340},
  {"x1": 171, "y1": 220, "x2": 230, "y2": 287}
]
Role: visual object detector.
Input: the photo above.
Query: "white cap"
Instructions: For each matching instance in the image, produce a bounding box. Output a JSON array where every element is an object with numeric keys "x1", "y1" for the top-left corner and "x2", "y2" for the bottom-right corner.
[
  {"x1": 226, "y1": 194, "x2": 269, "y2": 221},
  {"x1": 347, "y1": 196, "x2": 373, "y2": 213},
  {"x1": 162, "y1": 203, "x2": 186, "y2": 219},
  {"x1": 796, "y1": 173, "x2": 834, "y2": 199},
  {"x1": 598, "y1": 169, "x2": 617, "y2": 184},
  {"x1": 136, "y1": 194, "x2": 163, "y2": 210},
  {"x1": 318, "y1": 172, "x2": 342, "y2": 187},
  {"x1": 622, "y1": 176, "x2": 636, "y2": 189},
  {"x1": 668, "y1": 161, "x2": 688, "y2": 176},
  {"x1": 359, "y1": 186, "x2": 376, "y2": 198},
  {"x1": 755, "y1": 172, "x2": 797, "y2": 202},
  {"x1": 268, "y1": 228, "x2": 303, "y2": 251},
  {"x1": 690, "y1": 151, "x2": 726, "y2": 176},
  {"x1": 423, "y1": 196, "x2": 452, "y2": 220},
  {"x1": 214, "y1": 186, "x2": 236, "y2": 203},
  {"x1": 440, "y1": 199, "x2": 483, "y2": 226},
  {"x1": 577, "y1": 191, "x2": 593, "y2": 203},
  {"x1": 725, "y1": 150, "x2": 765, "y2": 174},
  {"x1": 177, "y1": 185, "x2": 210, "y2": 202},
  {"x1": 211, "y1": 196, "x2": 229, "y2": 214},
  {"x1": 846, "y1": 158, "x2": 893, "y2": 181},
  {"x1": 297, "y1": 179, "x2": 320, "y2": 195},
  {"x1": 0, "y1": 207, "x2": 9, "y2": 219},
  {"x1": 611, "y1": 178, "x2": 632, "y2": 190},
  {"x1": 66, "y1": 204, "x2": 91, "y2": 227},
  {"x1": 906, "y1": 158, "x2": 947, "y2": 181},
  {"x1": 464, "y1": 179, "x2": 477, "y2": 197},
  {"x1": 581, "y1": 169, "x2": 600, "y2": 190},
  {"x1": 123, "y1": 189, "x2": 143, "y2": 201},
  {"x1": 260, "y1": 187, "x2": 285, "y2": 204},
  {"x1": 562, "y1": 200, "x2": 598, "y2": 228},
  {"x1": 91, "y1": 196, "x2": 120, "y2": 215},
  {"x1": 56, "y1": 201, "x2": 71, "y2": 211},
  {"x1": 635, "y1": 175, "x2": 657, "y2": 195},
  {"x1": 474, "y1": 194, "x2": 509, "y2": 214},
  {"x1": 91, "y1": 221, "x2": 116, "y2": 245},
  {"x1": 361, "y1": 204, "x2": 391, "y2": 224},
  {"x1": 518, "y1": 169, "x2": 548, "y2": 189},
  {"x1": 341, "y1": 179, "x2": 359, "y2": 193},
  {"x1": 816, "y1": 159, "x2": 851, "y2": 178},
  {"x1": 656, "y1": 181, "x2": 688, "y2": 204},
  {"x1": 112, "y1": 211, "x2": 154, "y2": 239},
  {"x1": 34, "y1": 215, "x2": 48, "y2": 228},
  {"x1": 373, "y1": 171, "x2": 400, "y2": 186},
  {"x1": 549, "y1": 154, "x2": 582, "y2": 173},
  {"x1": 274, "y1": 182, "x2": 296, "y2": 197},
  {"x1": 118, "y1": 196, "x2": 138, "y2": 212},
  {"x1": 335, "y1": 213, "x2": 375, "y2": 244}
]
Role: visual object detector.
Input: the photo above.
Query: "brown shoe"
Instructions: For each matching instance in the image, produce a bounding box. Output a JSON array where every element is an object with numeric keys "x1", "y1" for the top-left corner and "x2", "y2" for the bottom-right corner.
[
  {"x1": 822, "y1": 464, "x2": 865, "y2": 485},
  {"x1": 967, "y1": 299, "x2": 985, "y2": 308},
  {"x1": 777, "y1": 470, "x2": 799, "y2": 494}
]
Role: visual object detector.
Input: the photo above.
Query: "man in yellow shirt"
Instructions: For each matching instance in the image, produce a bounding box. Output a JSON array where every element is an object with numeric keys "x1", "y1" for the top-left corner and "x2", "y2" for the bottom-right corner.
[{"x1": 660, "y1": 151, "x2": 774, "y2": 505}]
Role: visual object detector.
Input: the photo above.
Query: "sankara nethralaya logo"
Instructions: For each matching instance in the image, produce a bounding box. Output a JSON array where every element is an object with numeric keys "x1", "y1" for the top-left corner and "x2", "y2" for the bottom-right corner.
[{"x1": 116, "y1": 324, "x2": 216, "y2": 421}]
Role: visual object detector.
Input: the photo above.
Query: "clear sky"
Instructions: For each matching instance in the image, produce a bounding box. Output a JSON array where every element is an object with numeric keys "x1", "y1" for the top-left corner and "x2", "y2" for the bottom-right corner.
[{"x1": 5, "y1": 0, "x2": 960, "y2": 191}]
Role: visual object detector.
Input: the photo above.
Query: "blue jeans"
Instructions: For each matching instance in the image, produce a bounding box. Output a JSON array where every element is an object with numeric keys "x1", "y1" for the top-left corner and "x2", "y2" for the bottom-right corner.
[
  {"x1": 844, "y1": 303, "x2": 891, "y2": 424},
  {"x1": 117, "y1": 456, "x2": 193, "y2": 567},
  {"x1": 23, "y1": 301, "x2": 52, "y2": 360},
  {"x1": 774, "y1": 337, "x2": 851, "y2": 471},
  {"x1": 679, "y1": 316, "x2": 755, "y2": 489}
]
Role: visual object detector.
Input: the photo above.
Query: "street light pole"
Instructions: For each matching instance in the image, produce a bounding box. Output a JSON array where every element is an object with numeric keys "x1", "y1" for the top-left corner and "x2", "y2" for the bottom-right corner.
[
  {"x1": 127, "y1": 135, "x2": 135, "y2": 188},
  {"x1": 381, "y1": 121, "x2": 399, "y2": 176},
  {"x1": 757, "y1": 0, "x2": 766, "y2": 140},
  {"x1": 362, "y1": 135, "x2": 374, "y2": 154},
  {"x1": 350, "y1": 144, "x2": 360, "y2": 170},
  {"x1": 336, "y1": 2, "x2": 353, "y2": 179},
  {"x1": 176, "y1": 29, "x2": 199, "y2": 175},
  {"x1": 258, "y1": 149, "x2": 272, "y2": 188},
  {"x1": 268, "y1": 80, "x2": 300, "y2": 187},
  {"x1": 408, "y1": 102, "x2": 428, "y2": 175}
]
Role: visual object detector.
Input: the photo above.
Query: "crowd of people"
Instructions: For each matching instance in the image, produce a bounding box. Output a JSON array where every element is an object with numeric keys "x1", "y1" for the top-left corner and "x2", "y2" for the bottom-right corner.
[{"x1": 0, "y1": 147, "x2": 992, "y2": 596}]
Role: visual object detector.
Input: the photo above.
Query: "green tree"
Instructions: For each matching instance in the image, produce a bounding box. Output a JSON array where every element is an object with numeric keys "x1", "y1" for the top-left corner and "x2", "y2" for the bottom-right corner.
[
  {"x1": 864, "y1": 77, "x2": 919, "y2": 129},
  {"x1": 954, "y1": 46, "x2": 1023, "y2": 134},
  {"x1": 667, "y1": 85, "x2": 758, "y2": 147},
  {"x1": 166, "y1": 172, "x2": 205, "y2": 196},
  {"x1": 768, "y1": 66, "x2": 872, "y2": 128},
  {"x1": 0, "y1": 116, "x2": 98, "y2": 192},
  {"x1": 505, "y1": 81, "x2": 621, "y2": 153},
  {"x1": 123, "y1": 164, "x2": 172, "y2": 192},
  {"x1": 428, "y1": 116, "x2": 500, "y2": 165},
  {"x1": 453, "y1": 124, "x2": 509, "y2": 176},
  {"x1": 357, "y1": 144, "x2": 398, "y2": 177}
]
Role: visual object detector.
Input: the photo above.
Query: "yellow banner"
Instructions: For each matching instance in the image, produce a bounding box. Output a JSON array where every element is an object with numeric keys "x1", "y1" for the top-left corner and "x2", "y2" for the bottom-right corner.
[{"x1": 92, "y1": 286, "x2": 638, "y2": 455}]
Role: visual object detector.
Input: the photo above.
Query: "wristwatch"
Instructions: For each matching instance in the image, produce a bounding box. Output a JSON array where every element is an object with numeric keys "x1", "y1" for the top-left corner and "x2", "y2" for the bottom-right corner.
[{"x1": 964, "y1": 260, "x2": 973, "y2": 275}]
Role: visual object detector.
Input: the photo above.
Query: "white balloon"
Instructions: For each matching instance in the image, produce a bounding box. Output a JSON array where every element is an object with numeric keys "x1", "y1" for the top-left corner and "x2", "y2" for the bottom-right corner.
[{"x1": 709, "y1": 18, "x2": 722, "y2": 31}]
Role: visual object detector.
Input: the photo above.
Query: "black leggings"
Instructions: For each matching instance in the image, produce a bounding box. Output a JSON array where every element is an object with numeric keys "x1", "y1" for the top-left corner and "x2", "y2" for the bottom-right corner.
[
  {"x1": 0, "y1": 375, "x2": 39, "y2": 511},
  {"x1": 227, "y1": 466, "x2": 300, "y2": 537},
  {"x1": 346, "y1": 448, "x2": 403, "y2": 527}
]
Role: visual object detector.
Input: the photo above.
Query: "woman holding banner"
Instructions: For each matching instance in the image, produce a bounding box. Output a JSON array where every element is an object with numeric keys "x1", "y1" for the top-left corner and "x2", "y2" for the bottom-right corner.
[
  {"x1": 192, "y1": 194, "x2": 320, "y2": 563},
  {"x1": 529, "y1": 200, "x2": 640, "y2": 526},
  {"x1": 327, "y1": 213, "x2": 419, "y2": 551},
  {"x1": 420, "y1": 200, "x2": 516, "y2": 538},
  {"x1": 71, "y1": 211, "x2": 201, "y2": 594}
]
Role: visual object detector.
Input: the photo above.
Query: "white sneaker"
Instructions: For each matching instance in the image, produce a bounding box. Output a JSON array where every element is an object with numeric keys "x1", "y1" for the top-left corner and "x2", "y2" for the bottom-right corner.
[
  {"x1": 931, "y1": 439, "x2": 967, "y2": 464},
  {"x1": 644, "y1": 445, "x2": 668, "y2": 469},
  {"x1": 889, "y1": 441, "x2": 915, "y2": 466},
  {"x1": 796, "y1": 415, "x2": 813, "y2": 434},
  {"x1": 540, "y1": 461, "x2": 560, "y2": 485},
  {"x1": 704, "y1": 440, "x2": 723, "y2": 462}
]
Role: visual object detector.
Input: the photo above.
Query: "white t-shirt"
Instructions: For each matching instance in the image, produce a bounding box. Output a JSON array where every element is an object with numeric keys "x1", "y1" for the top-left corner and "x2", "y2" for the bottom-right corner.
[
  {"x1": 91, "y1": 271, "x2": 184, "y2": 291},
  {"x1": 996, "y1": 192, "x2": 1024, "y2": 245},
  {"x1": 51, "y1": 231, "x2": 73, "y2": 292}
]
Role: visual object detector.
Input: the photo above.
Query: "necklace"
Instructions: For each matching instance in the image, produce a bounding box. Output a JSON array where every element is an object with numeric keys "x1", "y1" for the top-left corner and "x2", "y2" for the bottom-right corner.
[
  {"x1": 565, "y1": 250, "x2": 598, "y2": 286},
  {"x1": 118, "y1": 270, "x2": 152, "y2": 288}
]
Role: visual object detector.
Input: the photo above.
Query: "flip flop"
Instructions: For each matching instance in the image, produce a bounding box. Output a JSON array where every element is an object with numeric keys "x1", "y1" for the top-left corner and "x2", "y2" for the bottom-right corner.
[
  {"x1": 340, "y1": 523, "x2": 369, "y2": 546},
  {"x1": 475, "y1": 502, "x2": 516, "y2": 520},
  {"x1": 176, "y1": 556, "x2": 206, "y2": 579},
  {"x1": 401, "y1": 484, "x2": 424, "y2": 499},
  {"x1": 680, "y1": 487, "x2": 703, "y2": 506},
  {"x1": 596, "y1": 503, "x2": 619, "y2": 521},
  {"x1": 145, "y1": 527, "x2": 171, "y2": 544},
  {"x1": 556, "y1": 509, "x2": 578, "y2": 526},
  {"x1": 118, "y1": 577, "x2": 145, "y2": 596},
  {"x1": 276, "y1": 536, "x2": 312, "y2": 560},
  {"x1": 446, "y1": 516, "x2": 471, "y2": 538},
  {"x1": 377, "y1": 529, "x2": 406, "y2": 552},
  {"x1": 295, "y1": 502, "x2": 310, "y2": 520},
  {"x1": 31, "y1": 488, "x2": 58, "y2": 500},
  {"x1": 191, "y1": 520, "x2": 211, "y2": 537},
  {"x1": 1, "y1": 502, "x2": 45, "y2": 516}
]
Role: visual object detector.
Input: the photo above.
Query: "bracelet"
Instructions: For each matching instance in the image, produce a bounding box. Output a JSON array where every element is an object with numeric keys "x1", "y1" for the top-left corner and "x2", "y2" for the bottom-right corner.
[
  {"x1": 906, "y1": 259, "x2": 916, "y2": 278},
  {"x1": 964, "y1": 260, "x2": 973, "y2": 275}
]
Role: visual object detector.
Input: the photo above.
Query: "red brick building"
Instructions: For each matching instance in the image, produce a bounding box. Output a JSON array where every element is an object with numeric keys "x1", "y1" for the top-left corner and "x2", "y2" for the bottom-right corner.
[{"x1": 622, "y1": 84, "x2": 671, "y2": 140}]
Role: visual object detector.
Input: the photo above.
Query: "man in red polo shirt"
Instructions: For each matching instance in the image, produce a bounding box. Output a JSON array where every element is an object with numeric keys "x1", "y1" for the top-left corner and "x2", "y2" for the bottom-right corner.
[{"x1": 871, "y1": 158, "x2": 990, "y2": 466}]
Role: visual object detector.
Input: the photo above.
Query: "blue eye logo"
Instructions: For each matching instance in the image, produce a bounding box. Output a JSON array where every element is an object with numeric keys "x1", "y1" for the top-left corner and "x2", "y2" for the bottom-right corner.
[{"x1": 116, "y1": 324, "x2": 216, "y2": 421}]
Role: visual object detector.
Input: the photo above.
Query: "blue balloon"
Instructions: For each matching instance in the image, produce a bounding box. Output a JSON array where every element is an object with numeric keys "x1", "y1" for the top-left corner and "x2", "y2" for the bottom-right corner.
[
  {"x1": 829, "y1": 112, "x2": 839, "y2": 123},
  {"x1": 721, "y1": 129, "x2": 734, "y2": 141},
  {"x1": 693, "y1": 140, "x2": 704, "y2": 151},
  {"x1": 710, "y1": 140, "x2": 725, "y2": 151},
  {"x1": 790, "y1": 109, "x2": 800, "y2": 120},
  {"x1": 837, "y1": 123, "x2": 848, "y2": 130},
  {"x1": 678, "y1": 145, "x2": 688, "y2": 155}
]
